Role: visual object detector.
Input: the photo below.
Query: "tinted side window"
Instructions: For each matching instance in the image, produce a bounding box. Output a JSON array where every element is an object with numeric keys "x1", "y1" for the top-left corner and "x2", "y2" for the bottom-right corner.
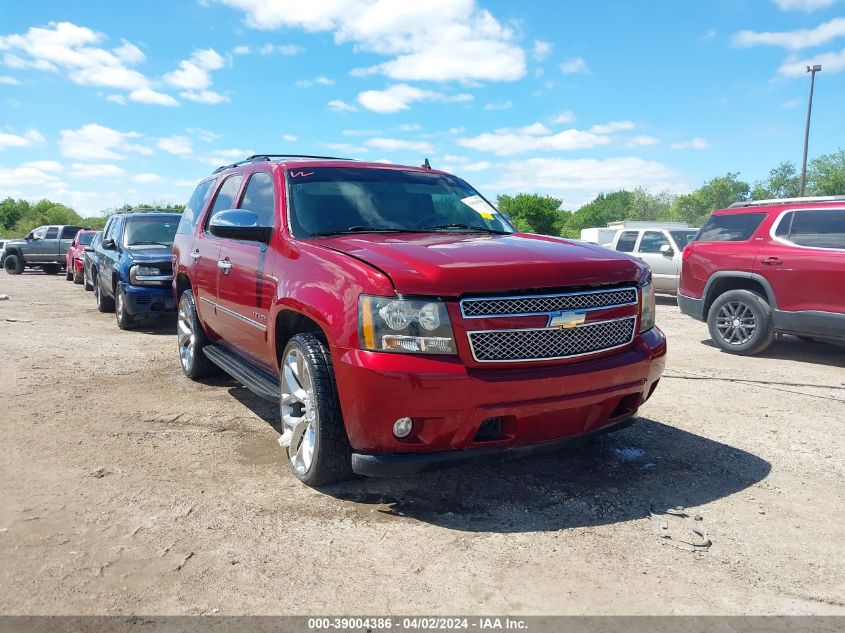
[
  {"x1": 45, "y1": 227, "x2": 58, "y2": 239},
  {"x1": 616, "y1": 231, "x2": 638, "y2": 252},
  {"x1": 696, "y1": 213, "x2": 766, "y2": 242},
  {"x1": 788, "y1": 209, "x2": 845, "y2": 249},
  {"x1": 239, "y1": 172, "x2": 276, "y2": 227},
  {"x1": 207, "y1": 175, "x2": 244, "y2": 225},
  {"x1": 638, "y1": 231, "x2": 670, "y2": 253},
  {"x1": 61, "y1": 226, "x2": 79, "y2": 239},
  {"x1": 177, "y1": 180, "x2": 215, "y2": 235},
  {"x1": 775, "y1": 212, "x2": 793, "y2": 238}
]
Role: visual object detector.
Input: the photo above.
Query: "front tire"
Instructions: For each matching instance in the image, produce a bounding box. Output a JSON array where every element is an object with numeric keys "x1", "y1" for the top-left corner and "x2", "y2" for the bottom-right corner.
[
  {"x1": 73, "y1": 266, "x2": 83, "y2": 285},
  {"x1": 66, "y1": 266, "x2": 73, "y2": 281},
  {"x1": 177, "y1": 290, "x2": 217, "y2": 379},
  {"x1": 707, "y1": 289, "x2": 774, "y2": 355},
  {"x1": 279, "y1": 333, "x2": 352, "y2": 486},
  {"x1": 94, "y1": 274, "x2": 115, "y2": 313},
  {"x1": 3, "y1": 254, "x2": 24, "y2": 275},
  {"x1": 115, "y1": 286, "x2": 136, "y2": 330},
  {"x1": 84, "y1": 266, "x2": 93, "y2": 291}
]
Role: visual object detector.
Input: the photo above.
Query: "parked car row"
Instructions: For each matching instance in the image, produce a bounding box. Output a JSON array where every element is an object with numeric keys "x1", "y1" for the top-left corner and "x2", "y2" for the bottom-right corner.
[{"x1": 6, "y1": 155, "x2": 842, "y2": 489}]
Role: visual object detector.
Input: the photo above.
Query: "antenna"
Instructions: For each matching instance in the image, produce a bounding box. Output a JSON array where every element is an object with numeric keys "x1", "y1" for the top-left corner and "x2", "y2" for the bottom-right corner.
[{"x1": 421, "y1": 158, "x2": 431, "y2": 170}]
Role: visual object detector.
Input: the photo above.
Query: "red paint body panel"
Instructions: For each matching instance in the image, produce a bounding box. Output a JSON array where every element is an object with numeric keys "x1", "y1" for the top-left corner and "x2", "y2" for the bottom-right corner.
[
  {"x1": 174, "y1": 159, "x2": 667, "y2": 459},
  {"x1": 65, "y1": 230, "x2": 97, "y2": 276}
]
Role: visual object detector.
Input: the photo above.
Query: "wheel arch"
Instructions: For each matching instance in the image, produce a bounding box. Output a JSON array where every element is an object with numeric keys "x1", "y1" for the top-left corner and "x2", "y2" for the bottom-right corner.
[
  {"x1": 272, "y1": 304, "x2": 331, "y2": 369},
  {"x1": 703, "y1": 272, "x2": 776, "y2": 318}
]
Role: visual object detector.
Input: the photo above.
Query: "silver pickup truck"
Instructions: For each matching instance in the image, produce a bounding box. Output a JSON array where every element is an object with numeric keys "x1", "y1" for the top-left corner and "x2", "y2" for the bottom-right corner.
[{"x1": 2, "y1": 225, "x2": 86, "y2": 275}]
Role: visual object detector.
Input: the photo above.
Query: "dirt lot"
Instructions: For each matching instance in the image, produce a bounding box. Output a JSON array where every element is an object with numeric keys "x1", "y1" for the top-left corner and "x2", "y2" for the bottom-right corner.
[{"x1": 1, "y1": 272, "x2": 843, "y2": 615}]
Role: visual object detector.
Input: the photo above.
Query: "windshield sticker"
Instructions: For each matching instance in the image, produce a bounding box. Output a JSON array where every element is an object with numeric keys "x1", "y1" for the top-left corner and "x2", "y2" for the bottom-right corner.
[{"x1": 461, "y1": 195, "x2": 498, "y2": 221}]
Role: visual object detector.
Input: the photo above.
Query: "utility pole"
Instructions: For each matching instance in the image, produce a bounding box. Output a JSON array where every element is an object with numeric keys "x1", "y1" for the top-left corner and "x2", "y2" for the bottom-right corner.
[{"x1": 799, "y1": 64, "x2": 822, "y2": 197}]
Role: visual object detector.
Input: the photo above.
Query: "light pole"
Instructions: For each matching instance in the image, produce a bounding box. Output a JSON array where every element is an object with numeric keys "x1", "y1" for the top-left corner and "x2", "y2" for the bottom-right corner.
[{"x1": 799, "y1": 64, "x2": 822, "y2": 197}]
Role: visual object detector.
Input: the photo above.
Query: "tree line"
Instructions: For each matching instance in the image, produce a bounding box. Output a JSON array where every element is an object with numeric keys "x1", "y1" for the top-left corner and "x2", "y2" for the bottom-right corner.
[
  {"x1": 497, "y1": 149, "x2": 845, "y2": 237},
  {"x1": 2, "y1": 149, "x2": 843, "y2": 240}
]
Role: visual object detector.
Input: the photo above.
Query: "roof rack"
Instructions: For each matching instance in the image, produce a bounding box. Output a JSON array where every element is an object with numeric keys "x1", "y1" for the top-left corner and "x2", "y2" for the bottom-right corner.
[
  {"x1": 212, "y1": 154, "x2": 354, "y2": 174},
  {"x1": 729, "y1": 195, "x2": 845, "y2": 208}
]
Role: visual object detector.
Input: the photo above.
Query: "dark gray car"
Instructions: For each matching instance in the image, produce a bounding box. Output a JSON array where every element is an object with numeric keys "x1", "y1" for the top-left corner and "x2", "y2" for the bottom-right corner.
[{"x1": 2, "y1": 225, "x2": 85, "y2": 275}]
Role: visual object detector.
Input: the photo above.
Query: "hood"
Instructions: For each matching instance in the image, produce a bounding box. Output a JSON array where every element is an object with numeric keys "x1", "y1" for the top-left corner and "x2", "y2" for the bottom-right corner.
[
  {"x1": 125, "y1": 245, "x2": 173, "y2": 262},
  {"x1": 313, "y1": 232, "x2": 648, "y2": 296}
]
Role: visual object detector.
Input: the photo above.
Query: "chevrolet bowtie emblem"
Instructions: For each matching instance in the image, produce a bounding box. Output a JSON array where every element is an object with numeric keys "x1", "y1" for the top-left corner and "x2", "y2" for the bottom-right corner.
[{"x1": 548, "y1": 310, "x2": 586, "y2": 329}]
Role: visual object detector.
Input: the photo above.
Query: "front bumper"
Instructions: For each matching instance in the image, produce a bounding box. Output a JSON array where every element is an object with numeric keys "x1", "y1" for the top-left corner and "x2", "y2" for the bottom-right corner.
[
  {"x1": 120, "y1": 281, "x2": 176, "y2": 316},
  {"x1": 677, "y1": 292, "x2": 705, "y2": 321},
  {"x1": 334, "y1": 327, "x2": 666, "y2": 469}
]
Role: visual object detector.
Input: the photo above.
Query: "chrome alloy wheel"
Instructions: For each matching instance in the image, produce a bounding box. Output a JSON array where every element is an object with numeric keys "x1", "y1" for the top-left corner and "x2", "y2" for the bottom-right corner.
[
  {"x1": 177, "y1": 296, "x2": 196, "y2": 371},
  {"x1": 715, "y1": 300, "x2": 757, "y2": 345},
  {"x1": 116, "y1": 289, "x2": 125, "y2": 317},
  {"x1": 280, "y1": 347, "x2": 317, "y2": 476}
]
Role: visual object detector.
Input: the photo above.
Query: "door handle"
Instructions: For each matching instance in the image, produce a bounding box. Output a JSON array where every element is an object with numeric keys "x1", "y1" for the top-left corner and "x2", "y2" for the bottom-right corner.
[
  {"x1": 190, "y1": 250, "x2": 201, "y2": 261},
  {"x1": 760, "y1": 257, "x2": 782, "y2": 267},
  {"x1": 217, "y1": 259, "x2": 233, "y2": 274}
]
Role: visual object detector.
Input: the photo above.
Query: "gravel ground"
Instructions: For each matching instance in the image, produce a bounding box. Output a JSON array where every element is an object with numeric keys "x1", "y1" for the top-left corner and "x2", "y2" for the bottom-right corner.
[{"x1": 1, "y1": 272, "x2": 843, "y2": 615}]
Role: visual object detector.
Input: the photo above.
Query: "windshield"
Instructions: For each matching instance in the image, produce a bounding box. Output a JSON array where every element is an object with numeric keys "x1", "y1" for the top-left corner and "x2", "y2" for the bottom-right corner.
[
  {"x1": 669, "y1": 230, "x2": 697, "y2": 249},
  {"x1": 78, "y1": 232, "x2": 95, "y2": 246},
  {"x1": 123, "y1": 216, "x2": 180, "y2": 247},
  {"x1": 286, "y1": 167, "x2": 513, "y2": 237}
]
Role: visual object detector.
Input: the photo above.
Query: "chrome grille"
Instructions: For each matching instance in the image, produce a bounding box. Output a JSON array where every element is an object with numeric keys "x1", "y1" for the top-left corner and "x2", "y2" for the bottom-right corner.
[
  {"x1": 468, "y1": 317, "x2": 636, "y2": 362},
  {"x1": 461, "y1": 287, "x2": 637, "y2": 318}
]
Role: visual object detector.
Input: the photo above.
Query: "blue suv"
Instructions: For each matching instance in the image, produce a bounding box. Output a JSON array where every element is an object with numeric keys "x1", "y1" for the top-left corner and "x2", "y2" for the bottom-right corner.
[{"x1": 90, "y1": 211, "x2": 181, "y2": 329}]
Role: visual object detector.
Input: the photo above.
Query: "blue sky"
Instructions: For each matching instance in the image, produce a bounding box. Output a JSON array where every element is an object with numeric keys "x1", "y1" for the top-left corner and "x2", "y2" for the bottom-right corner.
[{"x1": 1, "y1": 0, "x2": 844, "y2": 215}]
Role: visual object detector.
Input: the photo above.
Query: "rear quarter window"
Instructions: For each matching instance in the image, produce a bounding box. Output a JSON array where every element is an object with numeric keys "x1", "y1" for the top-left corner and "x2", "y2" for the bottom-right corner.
[
  {"x1": 696, "y1": 213, "x2": 766, "y2": 242},
  {"x1": 177, "y1": 180, "x2": 215, "y2": 235}
]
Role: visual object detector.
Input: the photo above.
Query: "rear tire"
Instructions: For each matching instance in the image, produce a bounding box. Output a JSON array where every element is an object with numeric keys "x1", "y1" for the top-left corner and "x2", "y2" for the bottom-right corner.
[
  {"x1": 73, "y1": 267, "x2": 83, "y2": 285},
  {"x1": 707, "y1": 289, "x2": 774, "y2": 355},
  {"x1": 3, "y1": 254, "x2": 24, "y2": 275},
  {"x1": 43, "y1": 264, "x2": 60, "y2": 275},
  {"x1": 177, "y1": 290, "x2": 217, "y2": 379},
  {"x1": 84, "y1": 266, "x2": 93, "y2": 291},
  {"x1": 280, "y1": 333, "x2": 353, "y2": 486},
  {"x1": 94, "y1": 274, "x2": 115, "y2": 313},
  {"x1": 66, "y1": 266, "x2": 73, "y2": 281}
]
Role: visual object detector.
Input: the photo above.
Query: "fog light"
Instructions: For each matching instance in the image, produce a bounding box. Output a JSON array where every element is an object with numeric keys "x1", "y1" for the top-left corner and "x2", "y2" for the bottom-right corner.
[{"x1": 393, "y1": 417, "x2": 413, "y2": 438}]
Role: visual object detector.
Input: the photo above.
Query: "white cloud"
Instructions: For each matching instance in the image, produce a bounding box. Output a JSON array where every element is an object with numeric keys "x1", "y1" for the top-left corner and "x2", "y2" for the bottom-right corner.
[
  {"x1": 489, "y1": 157, "x2": 682, "y2": 205},
  {"x1": 322, "y1": 142, "x2": 369, "y2": 155},
  {"x1": 328, "y1": 99, "x2": 357, "y2": 112},
  {"x1": 217, "y1": 0, "x2": 525, "y2": 83},
  {"x1": 560, "y1": 57, "x2": 589, "y2": 74},
  {"x1": 778, "y1": 47, "x2": 845, "y2": 74},
  {"x1": 21, "y1": 160, "x2": 63, "y2": 172},
  {"x1": 163, "y1": 48, "x2": 228, "y2": 103},
  {"x1": 0, "y1": 21, "x2": 180, "y2": 104},
  {"x1": 364, "y1": 137, "x2": 434, "y2": 153},
  {"x1": 483, "y1": 100, "x2": 513, "y2": 110},
  {"x1": 670, "y1": 137, "x2": 710, "y2": 150},
  {"x1": 157, "y1": 135, "x2": 193, "y2": 155},
  {"x1": 357, "y1": 83, "x2": 472, "y2": 113},
  {"x1": 0, "y1": 129, "x2": 45, "y2": 150},
  {"x1": 282, "y1": 134, "x2": 298, "y2": 142},
  {"x1": 58, "y1": 123, "x2": 151, "y2": 160},
  {"x1": 0, "y1": 75, "x2": 20, "y2": 85},
  {"x1": 440, "y1": 155, "x2": 491, "y2": 173},
  {"x1": 733, "y1": 17, "x2": 845, "y2": 50},
  {"x1": 626, "y1": 135, "x2": 660, "y2": 147},
  {"x1": 232, "y1": 45, "x2": 251, "y2": 55},
  {"x1": 187, "y1": 127, "x2": 221, "y2": 142},
  {"x1": 551, "y1": 110, "x2": 575, "y2": 124},
  {"x1": 106, "y1": 94, "x2": 127, "y2": 104},
  {"x1": 129, "y1": 87, "x2": 179, "y2": 106},
  {"x1": 772, "y1": 0, "x2": 836, "y2": 11},
  {"x1": 398, "y1": 123, "x2": 421, "y2": 132},
  {"x1": 69, "y1": 163, "x2": 125, "y2": 178},
  {"x1": 532, "y1": 40, "x2": 551, "y2": 61},
  {"x1": 0, "y1": 163, "x2": 66, "y2": 189},
  {"x1": 295, "y1": 76, "x2": 335, "y2": 87},
  {"x1": 590, "y1": 120, "x2": 635, "y2": 134},
  {"x1": 783, "y1": 98, "x2": 803, "y2": 108},
  {"x1": 458, "y1": 124, "x2": 609, "y2": 156},
  {"x1": 132, "y1": 173, "x2": 162, "y2": 183},
  {"x1": 260, "y1": 43, "x2": 303, "y2": 55},
  {"x1": 197, "y1": 148, "x2": 254, "y2": 167}
]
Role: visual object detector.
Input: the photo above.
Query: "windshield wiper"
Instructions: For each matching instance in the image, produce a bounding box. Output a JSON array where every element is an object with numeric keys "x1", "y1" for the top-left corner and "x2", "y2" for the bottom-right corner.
[
  {"x1": 128, "y1": 241, "x2": 172, "y2": 247},
  {"x1": 310, "y1": 226, "x2": 426, "y2": 237},
  {"x1": 418, "y1": 223, "x2": 509, "y2": 234}
]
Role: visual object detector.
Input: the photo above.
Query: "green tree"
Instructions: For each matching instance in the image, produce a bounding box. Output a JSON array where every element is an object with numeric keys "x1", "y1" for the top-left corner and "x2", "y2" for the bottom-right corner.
[
  {"x1": 566, "y1": 190, "x2": 634, "y2": 236},
  {"x1": 670, "y1": 173, "x2": 750, "y2": 226},
  {"x1": 751, "y1": 162, "x2": 800, "y2": 200},
  {"x1": 806, "y1": 149, "x2": 845, "y2": 196},
  {"x1": 496, "y1": 193, "x2": 565, "y2": 235}
]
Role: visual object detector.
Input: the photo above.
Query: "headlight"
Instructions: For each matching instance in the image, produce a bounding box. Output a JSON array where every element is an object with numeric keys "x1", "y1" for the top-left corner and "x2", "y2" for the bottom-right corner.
[
  {"x1": 359, "y1": 295, "x2": 456, "y2": 354},
  {"x1": 640, "y1": 283, "x2": 656, "y2": 332},
  {"x1": 129, "y1": 265, "x2": 171, "y2": 285}
]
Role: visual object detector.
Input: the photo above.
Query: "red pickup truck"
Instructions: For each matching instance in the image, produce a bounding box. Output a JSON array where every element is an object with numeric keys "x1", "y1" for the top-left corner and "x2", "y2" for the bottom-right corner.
[{"x1": 172, "y1": 155, "x2": 666, "y2": 486}]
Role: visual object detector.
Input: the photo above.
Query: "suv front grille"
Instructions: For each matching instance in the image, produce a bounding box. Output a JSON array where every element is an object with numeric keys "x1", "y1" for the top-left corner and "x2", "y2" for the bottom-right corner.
[
  {"x1": 468, "y1": 317, "x2": 637, "y2": 362},
  {"x1": 460, "y1": 287, "x2": 637, "y2": 318}
]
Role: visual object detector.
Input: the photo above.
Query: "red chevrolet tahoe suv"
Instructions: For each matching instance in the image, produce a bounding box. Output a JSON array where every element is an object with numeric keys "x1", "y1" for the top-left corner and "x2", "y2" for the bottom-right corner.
[
  {"x1": 678, "y1": 197, "x2": 845, "y2": 355},
  {"x1": 172, "y1": 155, "x2": 666, "y2": 486}
]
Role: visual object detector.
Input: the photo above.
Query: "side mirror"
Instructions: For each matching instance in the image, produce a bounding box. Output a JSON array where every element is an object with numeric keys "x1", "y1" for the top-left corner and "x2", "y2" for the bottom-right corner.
[
  {"x1": 659, "y1": 244, "x2": 674, "y2": 257},
  {"x1": 102, "y1": 238, "x2": 116, "y2": 250},
  {"x1": 26, "y1": 232, "x2": 36, "y2": 240},
  {"x1": 84, "y1": 247, "x2": 94, "y2": 253},
  {"x1": 209, "y1": 209, "x2": 272, "y2": 243}
]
